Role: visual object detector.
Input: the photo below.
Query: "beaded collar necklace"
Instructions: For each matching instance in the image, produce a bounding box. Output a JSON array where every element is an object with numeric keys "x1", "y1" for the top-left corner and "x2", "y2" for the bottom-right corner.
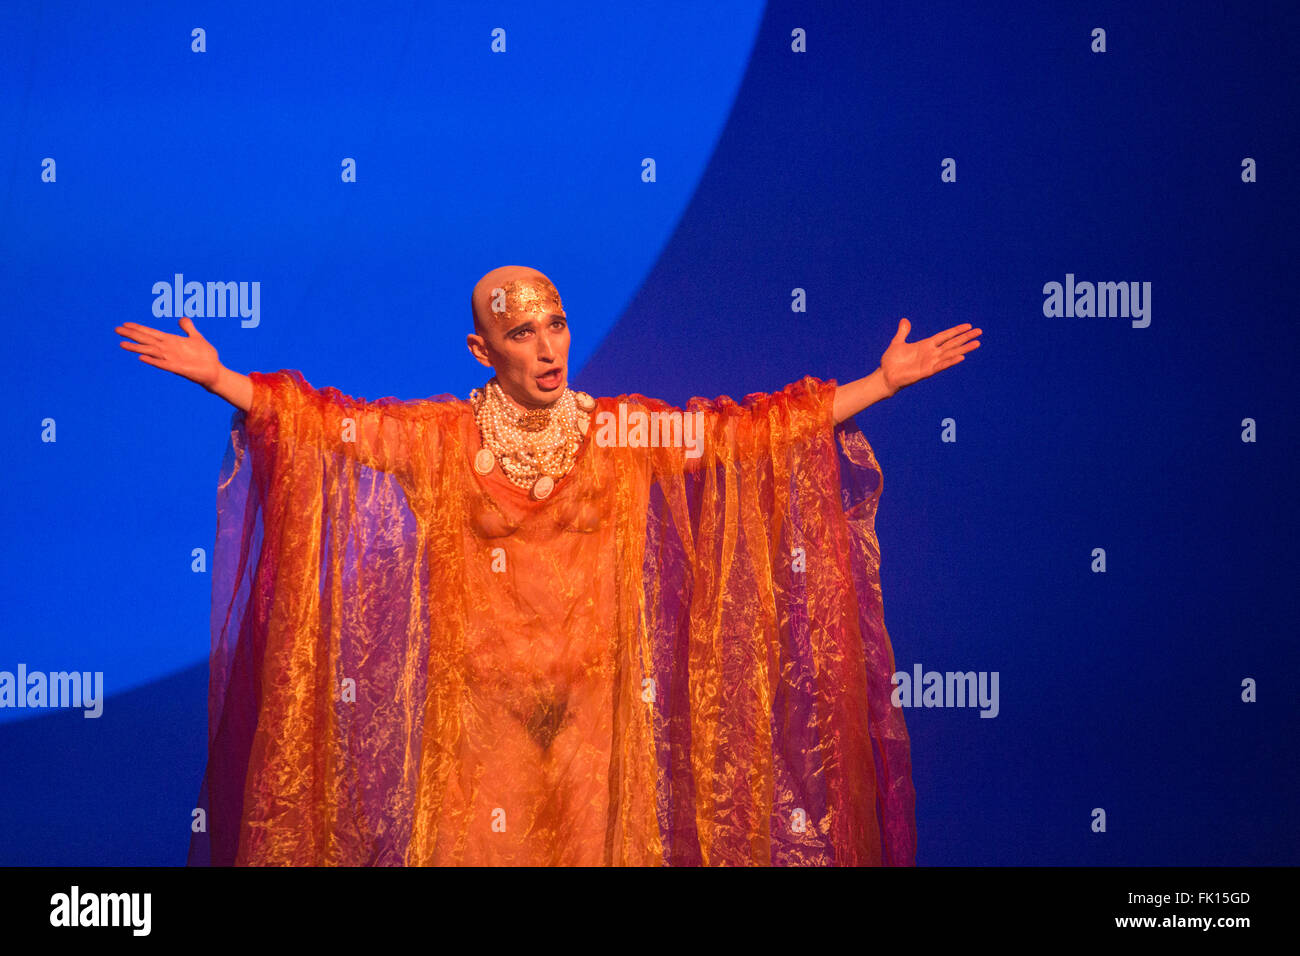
[{"x1": 469, "y1": 377, "x2": 595, "y2": 500}]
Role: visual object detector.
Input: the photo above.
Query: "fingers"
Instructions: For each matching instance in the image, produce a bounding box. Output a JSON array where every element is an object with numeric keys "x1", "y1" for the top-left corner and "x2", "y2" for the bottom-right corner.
[
  {"x1": 943, "y1": 338, "x2": 980, "y2": 356},
  {"x1": 118, "y1": 325, "x2": 176, "y2": 363},
  {"x1": 116, "y1": 322, "x2": 163, "y2": 339},
  {"x1": 931, "y1": 323, "x2": 976, "y2": 346},
  {"x1": 118, "y1": 329, "x2": 172, "y2": 355},
  {"x1": 935, "y1": 328, "x2": 981, "y2": 352},
  {"x1": 115, "y1": 324, "x2": 174, "y2": 350}
]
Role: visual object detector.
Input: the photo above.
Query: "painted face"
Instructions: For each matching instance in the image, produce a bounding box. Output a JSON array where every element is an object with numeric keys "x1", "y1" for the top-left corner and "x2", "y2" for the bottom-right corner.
[{"x1": 476, "y1": 276, "x2": 570, "y2": 408}]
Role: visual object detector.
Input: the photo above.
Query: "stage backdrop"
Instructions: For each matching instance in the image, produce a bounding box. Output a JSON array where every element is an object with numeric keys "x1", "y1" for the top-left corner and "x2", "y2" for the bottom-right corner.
[{"x1": 1, "y1": 0, "x2": 1296, "y2": 865}]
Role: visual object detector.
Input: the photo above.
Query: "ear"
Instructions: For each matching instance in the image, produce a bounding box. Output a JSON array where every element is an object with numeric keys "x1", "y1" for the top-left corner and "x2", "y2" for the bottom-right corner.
[{"x1": 466, "y1": 333, "x2": 493, "y2": 368}]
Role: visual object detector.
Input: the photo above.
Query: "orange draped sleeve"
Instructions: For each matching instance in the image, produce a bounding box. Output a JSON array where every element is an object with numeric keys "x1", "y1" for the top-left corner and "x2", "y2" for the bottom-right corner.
[
  {"x1": 615, "y1": 377, "x2": 915, "y2": 864},
  {"x1": 188, "y1": 371, "x2": 915, "y2": 866}
]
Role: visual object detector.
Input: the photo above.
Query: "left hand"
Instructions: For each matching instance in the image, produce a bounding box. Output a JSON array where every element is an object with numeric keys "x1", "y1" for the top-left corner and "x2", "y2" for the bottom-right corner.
[{"x1": 879, "y1": 318, "x2": 981, "y2": 394}]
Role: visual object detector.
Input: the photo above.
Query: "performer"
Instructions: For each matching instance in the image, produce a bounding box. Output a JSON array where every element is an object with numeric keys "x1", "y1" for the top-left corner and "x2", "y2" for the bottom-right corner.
[{"x1": 115, "y1": 265, "x2": 979, "y2": 866}]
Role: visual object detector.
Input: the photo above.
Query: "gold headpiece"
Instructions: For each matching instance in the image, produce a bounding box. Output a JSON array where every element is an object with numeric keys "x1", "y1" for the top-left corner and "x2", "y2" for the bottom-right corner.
[{"x1": 492, "y1": 278, "x2": 565, "y2": 320}]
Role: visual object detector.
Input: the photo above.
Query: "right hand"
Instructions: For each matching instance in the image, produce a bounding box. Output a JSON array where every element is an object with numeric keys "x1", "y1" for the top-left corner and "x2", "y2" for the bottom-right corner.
[{"x1": 115, "y1": 317, "x2": 223, "y2": 390}]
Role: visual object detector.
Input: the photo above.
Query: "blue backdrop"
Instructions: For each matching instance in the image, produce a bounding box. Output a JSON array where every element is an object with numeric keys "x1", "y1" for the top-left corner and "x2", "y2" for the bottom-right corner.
[{"x1": 1, "y1": 0, "x2": 1296, "y2": 865}]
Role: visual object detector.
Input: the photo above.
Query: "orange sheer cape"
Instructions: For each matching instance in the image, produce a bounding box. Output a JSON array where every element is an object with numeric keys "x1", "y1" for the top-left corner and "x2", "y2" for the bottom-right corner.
[{"x1": 188, "y1": 370, "x2": 915, "y2": 866}]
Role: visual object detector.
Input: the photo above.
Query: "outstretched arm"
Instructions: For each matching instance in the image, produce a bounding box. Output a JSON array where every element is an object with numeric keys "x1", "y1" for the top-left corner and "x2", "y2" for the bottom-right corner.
[
  {"x1": 115, "y1": 318, "x2": 432, "y2": 481},
  {"x1": 832, "y1": 318, "x2": 981, "y2": 424},
  {"x1": 115, "y1": 318, "x2": 253, "y2": 410}
]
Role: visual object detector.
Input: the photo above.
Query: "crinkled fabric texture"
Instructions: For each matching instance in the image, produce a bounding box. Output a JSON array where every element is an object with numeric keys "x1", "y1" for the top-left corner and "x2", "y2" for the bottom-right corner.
[{"x1": 187, "y1": 369, "x2": 915, "y2": 866}]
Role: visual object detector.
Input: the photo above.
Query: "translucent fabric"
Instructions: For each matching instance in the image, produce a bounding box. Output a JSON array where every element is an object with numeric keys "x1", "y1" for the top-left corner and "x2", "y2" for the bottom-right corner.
[{"x1": 187, "y1": 370, "x2": 915, "y2": 866}]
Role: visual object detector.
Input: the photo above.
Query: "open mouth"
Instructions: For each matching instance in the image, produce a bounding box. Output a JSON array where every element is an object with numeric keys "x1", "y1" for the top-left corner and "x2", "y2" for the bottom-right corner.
[{"x1": 536, "y1": 368, "x2": 563, "y2": 389}]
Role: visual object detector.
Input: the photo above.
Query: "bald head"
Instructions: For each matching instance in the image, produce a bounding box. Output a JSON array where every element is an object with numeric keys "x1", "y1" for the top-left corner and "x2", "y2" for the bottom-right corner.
[
  {"x1": 466, "y1": 265, "x2": 572, "y2": 409},
  {"x1": 471, "y1": 265, "x2": 566, "y2": 338}
]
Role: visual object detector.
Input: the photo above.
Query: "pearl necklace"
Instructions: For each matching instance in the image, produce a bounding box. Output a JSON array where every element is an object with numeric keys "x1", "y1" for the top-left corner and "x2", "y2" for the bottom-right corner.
[{"x1": 470, "y1": 377, "x2": 594, "y2": 499}]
